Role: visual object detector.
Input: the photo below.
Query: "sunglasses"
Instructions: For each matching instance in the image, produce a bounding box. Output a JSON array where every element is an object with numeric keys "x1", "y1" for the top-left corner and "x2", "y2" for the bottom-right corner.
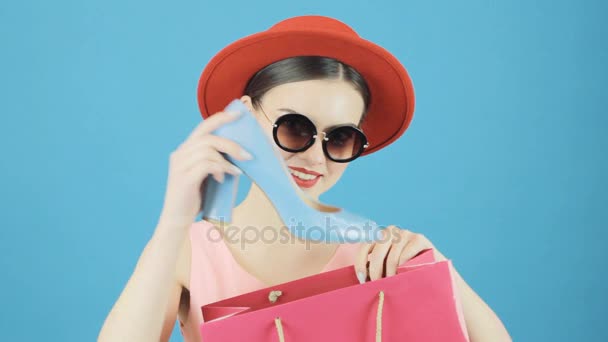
[{"x1": 259, "y1": 105, "x2": 369, "y2": 163}]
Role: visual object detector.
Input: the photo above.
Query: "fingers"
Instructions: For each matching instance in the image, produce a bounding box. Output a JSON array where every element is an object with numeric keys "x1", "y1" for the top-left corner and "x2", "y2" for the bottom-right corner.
[
  {"x1": 183, "y1": 146, "x2": 242, "y2": 178},
  {"x1": 187, "y1": 160, "x2": 227, "y2": 184},
  {"x1": 171, "y1": 112, "x2": 254, "y2": 184},
  {"x1": 188, "y1": 109, "x2": 243, "y2": 139},
  {"x1": 368, "y1": 228, "x2": 395, "y2": 281},
  {"x1": 385, "y1": 228, "x2": 413, "y2": 277},
  {"x1": 160, "y1": 106, "x2": 251, "y2": 223},
  {"x1": 354, "y1": 227, "x2": 436, "y2": 283},
  {"x1": 397, "y1": 233, "x2": 433, "y2": 265},
  {"x1": 189, "y1": 156, "x2": 241, "y2": 180},
  {"x1": 355, "y1": 243, "x2": 374, "y2": 284},
  {"x1": 181, "y1": 135, "x2": 253, "y2": 162}
]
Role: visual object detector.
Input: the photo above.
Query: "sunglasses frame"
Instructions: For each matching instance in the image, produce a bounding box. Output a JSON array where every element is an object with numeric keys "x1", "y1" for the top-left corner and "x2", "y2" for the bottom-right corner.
[{"x1": 259, "y1": 106, "x2": 369, "y2": 163}]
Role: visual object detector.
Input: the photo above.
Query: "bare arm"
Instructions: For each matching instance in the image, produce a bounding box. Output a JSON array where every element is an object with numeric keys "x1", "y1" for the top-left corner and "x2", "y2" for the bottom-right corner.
[
  {"x1": 97, "y1": 219, "x2": 190, "y2": 342},
  {"x1": 98, "y1": 107, "x2": 251, "y2": 342},
  {"x1": 452, "y1": 268, "x2": 512, "y2": 342}
]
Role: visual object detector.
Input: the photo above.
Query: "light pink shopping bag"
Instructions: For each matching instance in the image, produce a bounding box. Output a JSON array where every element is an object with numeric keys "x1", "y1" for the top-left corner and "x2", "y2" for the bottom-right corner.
[{"x1": 200, "y1": 249, "x2": 469, "y2": 341}]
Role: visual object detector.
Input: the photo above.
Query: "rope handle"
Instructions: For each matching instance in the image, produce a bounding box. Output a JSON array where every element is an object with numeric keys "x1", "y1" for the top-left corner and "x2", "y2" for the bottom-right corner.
[
  {"x1": 275, "y1": 317, "x2": 286, "y2": 341},
  {"x1": 376, "y1": 291, "x2": 385, "y2": 342},
  {"x1": 273, "y1": 290, "x2": 385, "y2": 342}
]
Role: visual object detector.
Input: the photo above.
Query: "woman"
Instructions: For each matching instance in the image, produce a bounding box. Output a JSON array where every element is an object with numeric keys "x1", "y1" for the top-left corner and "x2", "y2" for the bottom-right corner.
[{"x1": 98, "y1": 15, "x2": 511, "y2": 342}]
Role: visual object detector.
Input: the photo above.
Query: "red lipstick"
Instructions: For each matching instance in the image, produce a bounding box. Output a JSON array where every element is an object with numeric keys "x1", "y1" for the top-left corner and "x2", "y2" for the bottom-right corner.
[{"x1": 288, "y1": 167, "x2": 322, "y2": 188}]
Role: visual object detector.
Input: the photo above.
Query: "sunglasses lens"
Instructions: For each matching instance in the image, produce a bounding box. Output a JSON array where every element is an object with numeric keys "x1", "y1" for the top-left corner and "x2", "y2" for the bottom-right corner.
[
  {"x1": 275, "y1": 114, "x2": 316, "y2": 151},
  {"x1": 326, "y1": 126, "x2": 366, "y2": 161}
]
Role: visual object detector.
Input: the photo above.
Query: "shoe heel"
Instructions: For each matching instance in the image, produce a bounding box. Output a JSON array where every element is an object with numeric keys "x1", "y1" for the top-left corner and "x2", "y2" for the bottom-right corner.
[{"x1": 200, "y1": 173, "x2": 239, "y2": 224}]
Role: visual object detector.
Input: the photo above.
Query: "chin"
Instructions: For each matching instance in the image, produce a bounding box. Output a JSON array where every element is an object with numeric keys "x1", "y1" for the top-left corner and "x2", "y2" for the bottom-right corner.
[
  {"x1": 312, "y1": 187, "x2": 329, "y2": 199},
  {"x1": 301, "y1": 186, "x2": 320, "y2": 199}
]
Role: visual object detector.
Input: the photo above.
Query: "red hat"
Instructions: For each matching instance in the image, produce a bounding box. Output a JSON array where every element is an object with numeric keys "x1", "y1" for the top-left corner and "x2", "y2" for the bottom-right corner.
[{"x1": 197, "y1": 15, "x2": 415, "y2": 156}]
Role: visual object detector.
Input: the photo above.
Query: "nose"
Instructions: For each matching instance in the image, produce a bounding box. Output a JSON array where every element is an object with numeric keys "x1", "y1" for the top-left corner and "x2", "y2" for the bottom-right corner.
[{"x1": 299, "y1": 135, "x2": 326, "y2": 166}]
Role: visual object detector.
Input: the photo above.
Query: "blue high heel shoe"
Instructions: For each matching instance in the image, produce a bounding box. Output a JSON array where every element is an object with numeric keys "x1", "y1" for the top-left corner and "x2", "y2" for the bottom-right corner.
[{"x1": 200, "y1": 99, "x2": 384, "y2": 243}]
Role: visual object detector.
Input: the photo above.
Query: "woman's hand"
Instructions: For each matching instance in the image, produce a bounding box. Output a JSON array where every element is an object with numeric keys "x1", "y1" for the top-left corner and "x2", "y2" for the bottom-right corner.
[
  {"x1": 354, "y1": 225, "x2": 512, "y2": 341},
  {"x1": 355, "y1": 225, "x2": 446, "y2": 283},
  {"x1": 158, "y1": 108, "x2": 253, "y2": 229}
]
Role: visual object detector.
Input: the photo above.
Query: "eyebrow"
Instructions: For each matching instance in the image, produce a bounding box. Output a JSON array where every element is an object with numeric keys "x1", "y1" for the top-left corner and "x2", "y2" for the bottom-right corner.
[
  {"x1": 275, "y1": 107, "x2": 360, "y2": 129},
  {"x1": 277, "y1": 107, "x2": 324, "y2": 128},
  {"x1": 277, "y1": 107, "x2": 319, "y2": 125},
  {"x1": 277, "y1": 107, "x2": 303, "y2": 115}
]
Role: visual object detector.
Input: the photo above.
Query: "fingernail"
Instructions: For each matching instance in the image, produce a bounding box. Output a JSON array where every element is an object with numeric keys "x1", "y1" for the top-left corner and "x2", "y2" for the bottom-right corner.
[
  {"x1": 240, "y1": 150, "x2": 253, "y2": 160},
  {"x1": 231, "y1": 165, "x2": 242, "y2": 174},
  {"x1": 357, "y1": 271, "x2": 366, "y2": 284}
]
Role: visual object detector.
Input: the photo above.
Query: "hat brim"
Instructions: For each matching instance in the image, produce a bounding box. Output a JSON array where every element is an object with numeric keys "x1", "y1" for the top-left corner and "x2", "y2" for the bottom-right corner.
[{"x1": 198, "y1": 29, "x2": 415, "y2": 156}]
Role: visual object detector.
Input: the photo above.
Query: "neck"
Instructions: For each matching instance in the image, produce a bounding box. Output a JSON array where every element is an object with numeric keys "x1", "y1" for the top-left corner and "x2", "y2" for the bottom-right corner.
[
  {"x1": 231, "y1": 182, "x2": 331, "y2": 250},
  {"x1": 225, "y1": 182, "x2": 340, "y2": 273},
  {"x1": 233, "y1": 182, "x2": 284, "y2": 231}
]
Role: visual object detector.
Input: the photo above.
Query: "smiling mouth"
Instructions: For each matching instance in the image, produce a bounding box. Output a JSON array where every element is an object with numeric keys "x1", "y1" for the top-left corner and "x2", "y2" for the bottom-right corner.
[{"x1": 288, "y1": 167, "x2": 322, "y2": 188}]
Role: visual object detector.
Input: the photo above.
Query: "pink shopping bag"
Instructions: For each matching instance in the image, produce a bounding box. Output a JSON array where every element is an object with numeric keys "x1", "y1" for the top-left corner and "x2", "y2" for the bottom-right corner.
[{"x1": 200, "y1": 249, "x2": 469, "y2": 341}]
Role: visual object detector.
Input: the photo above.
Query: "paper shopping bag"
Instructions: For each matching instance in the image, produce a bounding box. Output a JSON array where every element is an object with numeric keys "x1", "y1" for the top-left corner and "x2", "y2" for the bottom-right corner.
[{"x1": 200, "y1": 249, "x2": 469, "y2": 341}]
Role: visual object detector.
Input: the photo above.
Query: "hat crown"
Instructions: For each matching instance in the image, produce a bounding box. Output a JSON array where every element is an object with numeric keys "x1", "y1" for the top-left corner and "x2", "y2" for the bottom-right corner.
[
  {"x1": 199, "y1": 15, "x2": 414, "y2": 155},
  {"x1": 269, "y1": 15, "x2": 359, "y2": 36}
]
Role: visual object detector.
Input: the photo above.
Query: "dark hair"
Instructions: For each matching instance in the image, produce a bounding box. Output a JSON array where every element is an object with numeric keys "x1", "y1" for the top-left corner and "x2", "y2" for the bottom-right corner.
[{"x1": 243, "y1": 56, "x2": 371, "y2": 125}]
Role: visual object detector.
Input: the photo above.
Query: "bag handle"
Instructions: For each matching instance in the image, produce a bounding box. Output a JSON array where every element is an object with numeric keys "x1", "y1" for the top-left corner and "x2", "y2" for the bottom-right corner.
[
  {"x1": 375, "y1": 290, "x2": 385, "y2": 341},
  {"x1": 273, "y1": 290, "x2": 386, "y2": 342}
]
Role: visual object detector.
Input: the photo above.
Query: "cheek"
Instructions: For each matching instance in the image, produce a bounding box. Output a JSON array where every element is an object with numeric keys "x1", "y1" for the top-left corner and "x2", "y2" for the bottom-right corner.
[
  {"x1": 263, "y1": 126, "x2": 274, "y2": 141},
  {"x1": 326, "y1": 163, "x2": 348, "y2": 180},
  {"x1": 279, "y1": 150, "x2": 294, "y2": 161},
  {"x1": 254, "y1": 112, "x2": 274, "y2": 140}
]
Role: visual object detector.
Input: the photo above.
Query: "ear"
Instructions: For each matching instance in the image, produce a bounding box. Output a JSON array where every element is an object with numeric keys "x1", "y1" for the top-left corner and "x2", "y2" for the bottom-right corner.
[
  {"x1": 240, "y1": 95, "x2": 265, "y2": 121},
  {"x1": 240, "y1": 95, "x2": 255, "y2": 112}
]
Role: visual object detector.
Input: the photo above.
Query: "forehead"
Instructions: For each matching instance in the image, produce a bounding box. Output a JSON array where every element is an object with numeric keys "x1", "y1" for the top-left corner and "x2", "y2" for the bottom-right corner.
[{"x1": 260, "y1": 80, "x2": 364, "y2": 127}]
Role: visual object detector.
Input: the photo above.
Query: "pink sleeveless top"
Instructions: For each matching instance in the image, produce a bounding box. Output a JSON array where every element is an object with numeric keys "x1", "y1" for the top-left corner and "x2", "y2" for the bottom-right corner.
[{"x1": 178, "y1": 219, "x2": 363, "y2": 342}]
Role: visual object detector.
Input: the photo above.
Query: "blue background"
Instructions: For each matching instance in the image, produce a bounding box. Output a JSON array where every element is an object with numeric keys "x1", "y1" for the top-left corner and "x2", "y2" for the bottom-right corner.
[{"x1": 1, "y1": 0, "x2": 606, "y2": 341}]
